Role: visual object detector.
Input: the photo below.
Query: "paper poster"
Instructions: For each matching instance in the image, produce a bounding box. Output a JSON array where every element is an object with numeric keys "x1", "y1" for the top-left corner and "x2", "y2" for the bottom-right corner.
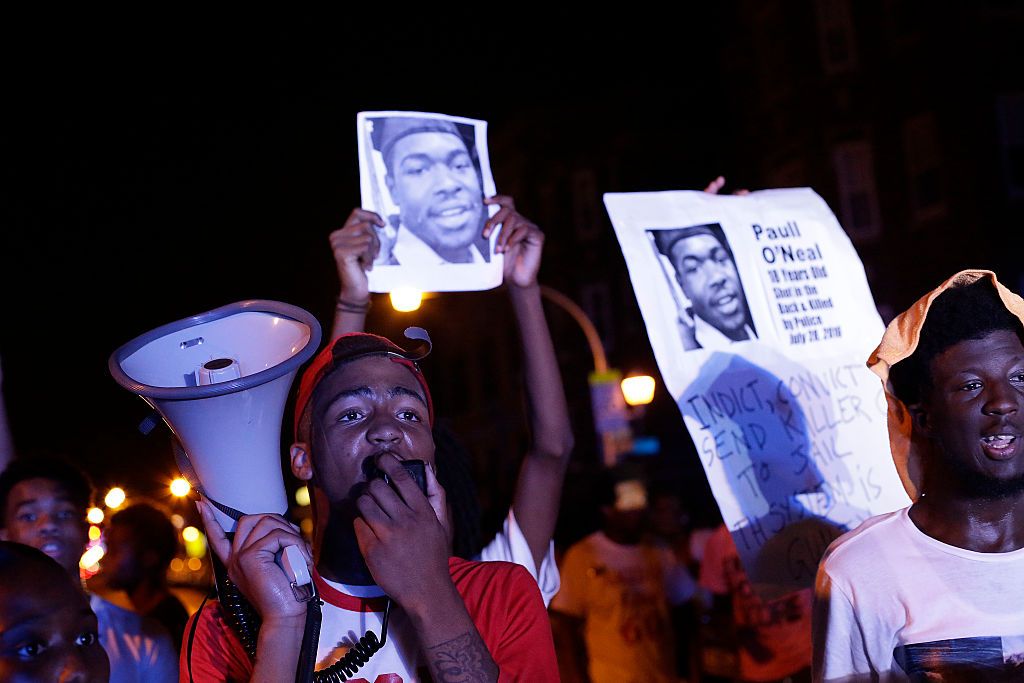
[
  {"x1": 605, "y1": 188, "x2": 911, "y2": 597},
  {"x1": 356, "y1": 110, "x2": 502, "y2": 293}
]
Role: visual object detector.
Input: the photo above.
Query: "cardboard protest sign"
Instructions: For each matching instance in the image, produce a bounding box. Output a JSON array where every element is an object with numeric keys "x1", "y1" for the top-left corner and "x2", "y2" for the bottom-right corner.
[
  {"x1": 605, "y1": 188, "x2": 911, "y2": 596},
  {"x1": 356, "y1": 110, "x2": 502, "y2": 293}
]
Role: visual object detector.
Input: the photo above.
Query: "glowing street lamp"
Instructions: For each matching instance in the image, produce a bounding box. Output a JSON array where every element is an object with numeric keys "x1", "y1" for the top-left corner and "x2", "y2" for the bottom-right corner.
[
  {"x1": 390, "y1": 287, "x2": 423, "y2": 312},
  {"x1": 79, "y1": 544, "x2": 105, "y2": 570},
  {"x1": 620, "y1": 375, "x2": 656, "y2": 407},
  {"x1": 169, "y1": 478, "x2": 191, "y2": 498},
  {"x1": 183, "y1": 527, "x2": 207, "y2": 559},
  {"x1": 104, "y1": 487, "x2": 126, "y2": 510}
]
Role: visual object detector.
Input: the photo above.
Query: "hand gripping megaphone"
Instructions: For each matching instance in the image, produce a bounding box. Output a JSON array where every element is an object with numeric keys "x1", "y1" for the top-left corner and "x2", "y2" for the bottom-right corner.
[
  {"x1": 108, "y1": 299, "x2": 321, "y2": 572},
  {"x1": 110, "y1": 300, "x2": 326, "y2": 679}
]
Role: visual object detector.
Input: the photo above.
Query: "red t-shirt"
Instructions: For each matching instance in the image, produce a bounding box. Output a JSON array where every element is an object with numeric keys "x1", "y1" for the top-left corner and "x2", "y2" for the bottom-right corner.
[{"x1": 180, "y1": 557, "x2": 557, "y2": 682}]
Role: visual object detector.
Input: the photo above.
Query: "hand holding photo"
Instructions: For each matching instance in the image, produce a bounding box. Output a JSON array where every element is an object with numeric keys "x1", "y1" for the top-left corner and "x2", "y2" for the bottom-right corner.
[
  {"x1": 356, "y1": 111, "x2": 502, "y2": 293},
  {"x1": 605, "y1": 188, "x2": 910, "y2": 597}
]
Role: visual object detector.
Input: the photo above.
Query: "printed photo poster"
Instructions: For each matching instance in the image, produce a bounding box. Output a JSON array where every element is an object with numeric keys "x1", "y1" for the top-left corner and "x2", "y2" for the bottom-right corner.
[
  {"x1": 604, "y1": 188, "x2": 912, "y2": 597},
  {"x1": 356, "y1": 110, "x2": 502, "y2": 293}
]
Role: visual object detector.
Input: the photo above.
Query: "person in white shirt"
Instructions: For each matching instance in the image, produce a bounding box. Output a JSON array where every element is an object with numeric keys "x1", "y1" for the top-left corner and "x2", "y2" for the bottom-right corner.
[
  {"x1": 652, "y1": 224, "x2": 757, "y2": 352},
  {"x1": 814, "y1": 271, "x2": 1024, "y2": 682}
]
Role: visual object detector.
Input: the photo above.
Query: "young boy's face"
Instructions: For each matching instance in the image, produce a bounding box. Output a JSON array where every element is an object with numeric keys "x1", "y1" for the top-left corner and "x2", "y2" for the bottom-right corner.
[
  {"x1": 0, "y1": 560, "x2": 109, "y2": 682},
  {"x1": 0, "y1": 479, "x2": 88, "y2": 578}
]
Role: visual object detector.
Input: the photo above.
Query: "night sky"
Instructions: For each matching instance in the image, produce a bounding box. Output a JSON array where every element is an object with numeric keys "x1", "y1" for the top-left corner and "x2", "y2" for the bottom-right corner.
[{"x1": 1, "y1": 10, "x2": 1018, "y2": 530}]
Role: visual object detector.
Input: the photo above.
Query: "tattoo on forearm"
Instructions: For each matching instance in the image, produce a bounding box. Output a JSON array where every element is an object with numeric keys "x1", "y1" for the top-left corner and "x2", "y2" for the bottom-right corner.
[{"x1": 425, "y1": 631, "x2": 498, "y2": 682}]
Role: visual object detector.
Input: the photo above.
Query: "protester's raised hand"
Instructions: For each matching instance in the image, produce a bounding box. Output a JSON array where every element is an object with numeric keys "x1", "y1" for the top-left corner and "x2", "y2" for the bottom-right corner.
[
  {"x1": 703, "y1": 175, "x2": 750, "y2": 196},
  {"x1": 198, "y1": 502, "x2": 313, "y2": 625},
  {"x1": 353, "y1": 454, "x2": 452, "y2": 614},
  {"x1": 483, "y1": 195, "x2": 544, "y2": 289},
  {"x1": 329, "y1": 209, "x2": 386, "y2": 303}
]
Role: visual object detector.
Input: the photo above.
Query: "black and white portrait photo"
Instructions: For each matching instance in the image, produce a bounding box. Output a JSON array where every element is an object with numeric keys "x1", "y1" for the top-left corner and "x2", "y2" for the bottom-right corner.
[
  {"x1": 648, "y1": 223, "x2": 757, "y2": 351},
  {"x1": 357, "y1": 111, "x2": 501, "y2": 292}
]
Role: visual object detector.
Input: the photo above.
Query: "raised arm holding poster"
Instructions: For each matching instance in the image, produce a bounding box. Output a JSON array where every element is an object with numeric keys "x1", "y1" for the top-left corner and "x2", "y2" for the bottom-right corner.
[
  {"x1": 356, "y1": 110, "x2": 503, "y2": 292},
  {"x1": 605, "y1": 188, "x2": 911, "y2": 598}
]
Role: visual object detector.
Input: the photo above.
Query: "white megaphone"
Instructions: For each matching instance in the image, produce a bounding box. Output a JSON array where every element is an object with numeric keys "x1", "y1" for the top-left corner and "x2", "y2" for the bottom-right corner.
[{"x1": 108, "y1": 300, "x2": 322, "y2": 550}]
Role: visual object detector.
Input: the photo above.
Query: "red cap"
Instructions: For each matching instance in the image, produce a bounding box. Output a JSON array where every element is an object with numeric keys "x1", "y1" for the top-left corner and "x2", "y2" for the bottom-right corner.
[{"x1": 293, "y1": 328, "x2": 434, "y2": 441}]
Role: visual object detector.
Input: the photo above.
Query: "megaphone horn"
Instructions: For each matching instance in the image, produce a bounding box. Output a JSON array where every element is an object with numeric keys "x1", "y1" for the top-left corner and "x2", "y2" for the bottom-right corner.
[{"x1": 109, "y1": 300, "x2": 322, "y2": 533}]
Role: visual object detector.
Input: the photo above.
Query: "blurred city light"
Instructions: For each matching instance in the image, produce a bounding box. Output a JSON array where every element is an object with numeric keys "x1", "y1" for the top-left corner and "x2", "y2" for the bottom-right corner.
[
  {"x1": 295, "y1": 486, "x2": 311, "y2": 507},
  {"x1": 88, "y1": 525, "x2": 102, "y2": 541},
  {"x1": 86, "y1": 507, "x2": 105, "y2": 525},
  {"x1": 390, "y1": 287, "x2": 423, "y2": 312},
  {"x1": 620, "y1": 375, "x2": 656, "y2": 406},
  {"x1": 187, "y1": 557, "x2": 203, "y2": 571},
  {"x1": 79, "y1": 544, "x2": 105, "y2": 569},
  {"x1": 170, "y1": 558, "x2": 185, "y2": 572},
  {"x1": 183, "y1": 526, "x2": 207, "y2": 558},
  {"x1": 104, "y1": 487, "x2": 126, "y2": 509},
  {"x1": 169, "y1": 478, "x2": 191, "y2": 497},
  {"x1": 170, "y1": 514, "x2": 185, "y2": 529}
]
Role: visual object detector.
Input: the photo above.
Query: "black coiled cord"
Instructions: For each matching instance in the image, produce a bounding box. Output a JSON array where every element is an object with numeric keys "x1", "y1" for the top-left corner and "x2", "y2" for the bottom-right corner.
[
  {"x1": 312, "y1": 599, "x2": 391, "y2": 683},
  {"x1": 205, "y1": 550, "x2": 391, "y2": 682},
  {"x1": 199, "y1": 516, "x2": 391, "y2": 679},
  {"x1": 212, "y1": 552, "x2": 262, "y2": 659}
]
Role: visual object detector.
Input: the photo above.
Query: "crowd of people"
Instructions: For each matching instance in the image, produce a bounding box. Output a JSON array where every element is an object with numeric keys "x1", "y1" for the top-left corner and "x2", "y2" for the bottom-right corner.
[{"x1": 1, "y1": 144, "x2": 1023, "y2": 682}]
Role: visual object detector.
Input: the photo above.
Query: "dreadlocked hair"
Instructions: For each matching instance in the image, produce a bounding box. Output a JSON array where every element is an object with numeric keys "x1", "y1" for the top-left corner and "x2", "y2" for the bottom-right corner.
[
  {"x1": 889, "y1": 278, "x2": 1024, "y2": 406},
  {"x1": 432, "y1": 421, "x2": 482, "y2": 559}
]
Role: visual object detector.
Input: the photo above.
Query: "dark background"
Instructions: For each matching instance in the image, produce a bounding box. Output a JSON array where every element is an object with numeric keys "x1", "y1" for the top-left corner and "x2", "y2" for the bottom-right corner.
[{"x1": 2, "y1": 4, "x2": 1023, "y2": 545}]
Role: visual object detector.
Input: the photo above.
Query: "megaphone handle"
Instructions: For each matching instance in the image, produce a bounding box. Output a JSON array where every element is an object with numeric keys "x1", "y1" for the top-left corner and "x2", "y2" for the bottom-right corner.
[{"x1": 282, "y1": 544, "x2": 313, "y2": 591}]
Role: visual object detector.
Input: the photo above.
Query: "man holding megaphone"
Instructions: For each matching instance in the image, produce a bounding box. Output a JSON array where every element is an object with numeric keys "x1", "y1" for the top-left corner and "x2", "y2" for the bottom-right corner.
[
  {"x1": 186, "y1": 328, "x2": 558, "y2": 681},
  {"x1": 329, "y1": 195, "x2": 573, "y2": 607}
]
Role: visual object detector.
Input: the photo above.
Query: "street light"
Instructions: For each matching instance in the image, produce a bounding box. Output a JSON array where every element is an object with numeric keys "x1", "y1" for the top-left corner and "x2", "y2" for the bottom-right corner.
[
  {"x1": 80, "y1": 544, "x2": 105, "y2": 570},
  {"x1": 390, "y1": 287, "x2": 423, "y2": 312},
  {"x1": 104, "y1": 487, "x2": 126, "y2": 510},
  {"x1": 169, "y1": 478, "x2": 191, "y2": 498},
  {"x1": 621, "y1": 375, "x2": 656, "y2": 406}
]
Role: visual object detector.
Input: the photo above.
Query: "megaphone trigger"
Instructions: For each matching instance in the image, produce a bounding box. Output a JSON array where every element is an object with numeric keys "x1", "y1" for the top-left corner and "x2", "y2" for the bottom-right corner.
[{"x1": 282, "y1": 545, "x2": 315, "y2": 601}]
